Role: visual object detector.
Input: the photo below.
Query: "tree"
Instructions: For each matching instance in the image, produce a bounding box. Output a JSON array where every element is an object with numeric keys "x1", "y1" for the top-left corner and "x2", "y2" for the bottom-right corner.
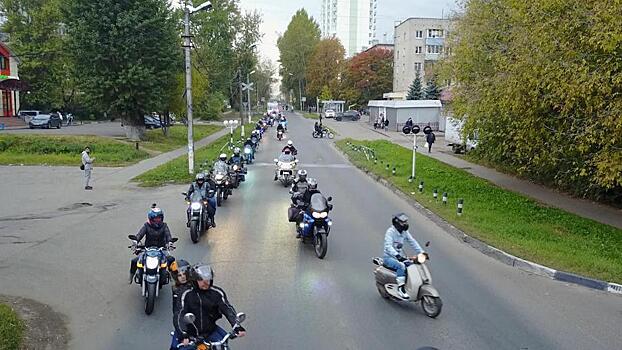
[
  {"x1": 445, "y1": 0, "x2": 622, "y2": 202},
  {"x1": 65, "y1": 0, "x2": 180, "y2": 140},
  {"x1": 406, "y1": 71, "x2": 423, "y2": 100},
  {"x1": 252, "y1": 59, "x2": 276, "y2": 108},
  {"x1": 231, "y1": 10, "x2": 263, "y2": 114},
  {"x1": 338, "y1": 47, "x2": 393, "y2": 107},
  {"x1": 424, "y1": 75, "x2": 441, "y2": 99},
  {"x1": 319, "y1": 85, "x2": 332, "y2": 101},
  {"x1": 278, "y1": 9, "x2": 320, "y2": 109},
  {"x1": 306, "y1": 38, "x2": 345, "y2": 99},
  {"x1": 1, "y1": 0, "x2": 75, "y2": 111}
]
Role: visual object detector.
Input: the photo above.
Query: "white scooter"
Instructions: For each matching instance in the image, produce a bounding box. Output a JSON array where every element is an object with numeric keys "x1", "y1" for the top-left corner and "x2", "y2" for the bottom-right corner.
[{"x1": 372, "y1": 244, "x2": 442, "y2": 318}]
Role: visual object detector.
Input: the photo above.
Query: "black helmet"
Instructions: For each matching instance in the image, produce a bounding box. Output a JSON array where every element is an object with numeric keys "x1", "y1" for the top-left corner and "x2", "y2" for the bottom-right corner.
[
  {"x1": 170, "y1": 259, "x2": 191, "y2": 285},
  {"x1": 196, "y1": 172, "x2": 206, "y2": 184},
  {"x1": 297, "y1": 169, "x2": 307, "y2": 180},
  {"x1": 392, "y1": 213, "x2": 409, "y2": 233},
  {"x1": 307, "y1": 178, "x2": 318, "y2": 190},
  {"x1": 233, "y1": 147, "x2": 240, "y2": 155},
  {"x1": 190, "y1": 263, "x2": 214, "y2": 284}
]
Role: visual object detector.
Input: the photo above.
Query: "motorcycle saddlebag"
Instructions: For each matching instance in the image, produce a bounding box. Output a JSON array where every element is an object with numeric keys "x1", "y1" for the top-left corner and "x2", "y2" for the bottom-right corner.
[{"x1": 288, "y1": 207, "x2": 302, "y2": 223}]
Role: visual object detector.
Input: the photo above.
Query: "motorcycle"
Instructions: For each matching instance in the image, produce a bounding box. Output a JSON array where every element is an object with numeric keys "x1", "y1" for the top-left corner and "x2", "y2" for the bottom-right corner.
[
  {"x1": 294, "y1": 193, "x2": 333, "y2": 259},
  {"x1": 274, "y1": 156, "x2": 298, "y2": 187},
  {"x1": 372, "y1": 243, "x2": 443, "y2": 318},
  {"x1": 128, "y1": 235, "x2": 178, "y2": 315},
  {"x1": 182, "y1": 190, "x2": 214, "y2": 243},
  {"x1": 312, "y1": 127, "x2": 334, "y2": 139},
  {"x1": 277, "y1": 129, "x2": 284, "y2": 141},
  {"x1": 212, "y1": 167, "x2": 232, "y2": 207},
  {"x1": 229, "y1": 162, "x2": 247, "y2": 188},
  {"x1": 173, "y1": 312, "x2": 246, "y2": 350},
  {"x1": 243, "y1": 145, "x2": 254, "y2": 164}
]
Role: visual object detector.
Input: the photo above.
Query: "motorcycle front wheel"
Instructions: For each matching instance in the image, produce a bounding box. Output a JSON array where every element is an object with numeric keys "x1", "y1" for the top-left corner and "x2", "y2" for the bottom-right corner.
[
  {"x1": 421, "y1": 295, "x2": 442, "y2": 318},
  {"x1": 314, "y1": 232, "x2": 328, "y2": 259},
  {"x1": 327, "y1": 132, "x2": 335, "y2": 139},
  {"x1": 217, "y1": 189, "x2": 223, "y2": 207},
  {"x1": 190, "y1": 221, "x2": 199, "y2": 243},
  {"x1": 145, "y1": 282, "x2": 156, "y2": 315}
]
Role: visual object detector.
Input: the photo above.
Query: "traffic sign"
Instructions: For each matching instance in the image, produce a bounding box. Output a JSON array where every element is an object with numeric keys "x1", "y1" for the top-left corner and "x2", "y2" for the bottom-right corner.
[{"x1": 241, "y1": 82, "x2": 254, "y2": 91}]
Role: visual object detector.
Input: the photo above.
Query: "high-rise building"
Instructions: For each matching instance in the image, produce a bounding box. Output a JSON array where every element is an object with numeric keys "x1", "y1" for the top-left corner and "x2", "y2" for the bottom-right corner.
[
  {"x1": 320, "y1": 0, "x2": 378, "y2": 57},
  {"x1": 393, "y1": 17, "x2": 453, "y2": 94}
]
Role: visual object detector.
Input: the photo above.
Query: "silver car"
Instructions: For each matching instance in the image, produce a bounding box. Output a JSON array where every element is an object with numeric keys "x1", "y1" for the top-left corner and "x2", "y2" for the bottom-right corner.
[{"x1": 29, "y1": 113, "x2": 62, "y2": 129}]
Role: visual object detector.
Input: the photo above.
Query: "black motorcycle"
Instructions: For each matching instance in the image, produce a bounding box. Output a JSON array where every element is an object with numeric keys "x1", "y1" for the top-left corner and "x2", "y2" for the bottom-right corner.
[
  {"x1": 212, "y1": 167, "x2": 231, "y2": 207},
  {"x1": 182, "y1": 190, "x2": 214, "y2": 243},
  {"x1": 128, "y1": 235, "x2": 178, "y2": 315}
]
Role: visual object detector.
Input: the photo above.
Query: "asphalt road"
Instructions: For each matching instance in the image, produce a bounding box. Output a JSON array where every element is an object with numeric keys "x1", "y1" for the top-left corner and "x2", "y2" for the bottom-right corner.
[
  {"x1": 0, "y1": 113, "x2": 620, "y2": 349},
  {"x1": 1, "y1": 121, "x2": 128, "y2": 137}
]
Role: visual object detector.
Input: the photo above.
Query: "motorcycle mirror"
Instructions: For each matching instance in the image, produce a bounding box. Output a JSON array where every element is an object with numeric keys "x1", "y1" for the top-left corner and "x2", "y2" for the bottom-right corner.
[
  {"x1": 327, "y1": 196, "x2": 333, "y2": 201},
  {"x1": 236, "y1": 312, "x2": 246, "y2": 323},
  {"x1": 295, "y1": 159, "x2": 299, "y2": 163},
  {"x1": 183, "y1": 313, "x2": 196, "y2": 324},
  {"x1": 181, "y1": 192, "x2": 187, "y2": 196},
  {"x1": 128, "y1": 234, "x2": 137, "y2": 241},
  {"x1": 171, "y1": 238, "x2": 179, "y2": 243},
  {"x1": 274, "y1": 158, "x2": 278, "y2": 163},
  {"x1": 425, "y1": 241, "x2": 431, "y2": 247}
]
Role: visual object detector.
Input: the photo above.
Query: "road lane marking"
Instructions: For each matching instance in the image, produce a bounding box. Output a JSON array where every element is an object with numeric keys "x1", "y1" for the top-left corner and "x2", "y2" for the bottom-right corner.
[{"x1": 252, "y1": 162, "x2": 353, "y2": 169}]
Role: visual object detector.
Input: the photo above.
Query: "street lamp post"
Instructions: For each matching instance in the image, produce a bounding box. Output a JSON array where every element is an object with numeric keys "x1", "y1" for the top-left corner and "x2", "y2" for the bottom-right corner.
[
  {"x1": 223, "y1": 119, "x2": 239, "y2": 149},
  {"x1": 183, "y1": 0, "x2": 213, "y2": 175}
]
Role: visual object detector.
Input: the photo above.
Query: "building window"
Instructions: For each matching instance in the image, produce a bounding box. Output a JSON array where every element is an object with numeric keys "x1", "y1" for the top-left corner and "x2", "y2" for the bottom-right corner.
[
  {"x1": 427, "y1": 29, "x2": 445, "y2": 38},
  {"x1": 426, "y1": 45, "x2": 443, "y2": 54},
  {"x1": 415, "y1": 46, "x2": 422, "y2": 54},
  {"x1": 414, "y1": 62, "x2": 422, "y2": 71},
  {"x1": 0, "y1": 57, "x2": 6, "y2": 70},
  {"x1": 416, "y1": 30, "x2": 423, "y2": 38}
]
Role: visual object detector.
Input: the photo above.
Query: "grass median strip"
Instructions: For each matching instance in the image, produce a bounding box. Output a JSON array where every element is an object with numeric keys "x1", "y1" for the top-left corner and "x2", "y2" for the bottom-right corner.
[
  {"x1": 140, "y1": 125, "x2": 221, "y2": 152},
  {"x1": 302, "y1": 112, "x2": 320, "y2": 120},
  {"x1": 0, "y1": 303, "x2": 24, "y2": 350},
  {"x1": 134, "y1": 129, "x2": 243, "y2": 187},
  {"x1": 0, "y1": 134, "x2": 150, "y2": 166},
  {"x1": 337, "y1": 139, "x2": 622, "y2": 284}
]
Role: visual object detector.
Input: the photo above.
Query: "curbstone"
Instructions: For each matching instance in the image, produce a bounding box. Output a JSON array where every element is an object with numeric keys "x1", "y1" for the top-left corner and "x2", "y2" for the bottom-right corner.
[{"x1": 336, "y1": 142, "x2": 621, "y2": 295}]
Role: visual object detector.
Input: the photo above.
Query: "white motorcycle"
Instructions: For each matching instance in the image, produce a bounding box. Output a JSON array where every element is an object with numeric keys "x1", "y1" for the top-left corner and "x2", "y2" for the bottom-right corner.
[
  {"x1": 274, "y1": 155, "x2": 298, "y2": 187},
  {"x1": 372, "y1": 244, "x2": 442, "y2": 318}
]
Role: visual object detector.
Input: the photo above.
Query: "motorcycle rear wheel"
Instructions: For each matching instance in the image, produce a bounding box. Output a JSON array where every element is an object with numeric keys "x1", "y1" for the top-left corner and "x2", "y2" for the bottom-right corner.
[
  {"x1": 190, "y1": 221, "x2": 199, "y2": 243},
  {"x1": 421, "y1": 295, "x2": 442, "y2": 318},
  {"x1": 312, "y1": 131, "x2": 319, "y2": 138},
  {"x1": 145, "y1": 282, "x2": 156, "y2": 315},
  {"x1": 314, "y1": 233, "x2": 328, "y2": 259}
]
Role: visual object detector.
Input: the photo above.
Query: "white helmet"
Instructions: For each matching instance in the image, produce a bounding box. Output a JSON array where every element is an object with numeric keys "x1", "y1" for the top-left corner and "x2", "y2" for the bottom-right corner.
[
  {"x1": 219, "y1": 153, "x2": 227, "y2": 161},
  {"x1": 287, "y1": 140, "x2": 293, "y2": 146}
]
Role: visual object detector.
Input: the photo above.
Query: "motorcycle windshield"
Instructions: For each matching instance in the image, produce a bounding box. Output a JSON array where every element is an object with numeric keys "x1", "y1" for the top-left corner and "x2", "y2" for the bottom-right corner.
[
  {"x1": 213, "y1": 162, "x2": 228, "y2": 174},
  {"x1": 189, "y1": 191, "x2": 204, "y2": 202},
  {"x1": 278, "y1": 154, "x2": 295, "y2": 162},
  {"x1": 310, "y1": 193, "x2": 328, "y2": 212}
]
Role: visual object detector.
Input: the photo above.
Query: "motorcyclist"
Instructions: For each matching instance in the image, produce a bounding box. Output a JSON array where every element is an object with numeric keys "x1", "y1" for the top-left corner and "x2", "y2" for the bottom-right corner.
[
  {"x1": 228, "y1": 147, "x2": 245, "y2": 165},
  {"x1": 314, "y1": 122, "x2": 322, "y2": 134},
  {"x1": 169, "y1": 259, "x2": 192, "y2": 350},
  {"x1": 282, "y1": 140, "x2": 298, "y2": 155},
  {"x1": 274, "y1": 149, "x2": 295, "y2": 181},
  {"x1": 213, "y1": 153, "x2": 229, "y2": 172},
  {"x1": 383, "y1": 213, "x2": 424, "y2": 299},
  {"x1": 293, "y1": 178, "x2": 322, "y2": 238},
  {"x1": 290, "y1": 169, "x2": 309, "y2": 196},
  {"x1": 276, "y1": 122, "x2": 285, "y2": 133},
  {"x1": 186, "y1": 173, "x2": 217, "y2": 228},
  {"x1": 176, "y1": 264, "x2": 246, "y2": 345},
  {"x1": 129, "y1": 206, "x2": 175, "y2": 283}
]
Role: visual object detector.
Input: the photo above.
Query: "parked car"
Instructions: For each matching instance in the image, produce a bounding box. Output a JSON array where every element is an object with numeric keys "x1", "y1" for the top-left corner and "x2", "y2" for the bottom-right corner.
[
  {"x1": 445, "y1": 116, "x2": 478, "y2": 153},
  {"x1": 335, "y1": 110, "x2": 360, "y2": 121},
  {"x1": 19, "y1": 110, "x2": 42, "y2": 124},
  {"x1": 324, "y1": 109, "x2": 336, "y2": 118},
  {"x1": 144, "y1": 115, "x2": 161, "y2": 129},
  {"x1": 29, "y1": 113, "x2": 62, "y2": 129}
]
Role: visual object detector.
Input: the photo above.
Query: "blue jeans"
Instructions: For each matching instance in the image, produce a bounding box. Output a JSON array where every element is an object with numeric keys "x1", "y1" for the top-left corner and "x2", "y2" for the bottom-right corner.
[
  {"x1": 207, "y1": 197, "x2": 216, "y2": 214},
  {"x1": 383, "y1": 255, "x2": 412, "y2": 278}
]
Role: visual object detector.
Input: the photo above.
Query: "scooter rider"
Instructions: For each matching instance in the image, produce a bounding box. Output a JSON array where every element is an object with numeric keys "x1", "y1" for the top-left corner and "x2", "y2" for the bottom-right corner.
[
  {"x1": 277, "y1": 122, "x2": 285, "y2": 133},
  {"x1": 282, "y1": 140, "x2": 298, "y2": 155},
  {"x1": 129, "y1": 206, "x2": 175, "y2": 283},
  {"x1": 186, "y1": 173, "x2": 217, "y2": 228},
  {"x1": 169, "y1": 259, "x2": 192, "y2": 350},
  {"x1": 383, "y1": 213, "x2": 424, "y2": 299},
  {"x1": 177, "y1": 264, "x2": 246, "y2": 346}
]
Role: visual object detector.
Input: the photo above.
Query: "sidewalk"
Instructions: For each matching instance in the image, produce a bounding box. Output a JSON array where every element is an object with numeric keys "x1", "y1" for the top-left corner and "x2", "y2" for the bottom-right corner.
[{"x1": 323, "y1": 118, "x2": 622, "y2": 229}]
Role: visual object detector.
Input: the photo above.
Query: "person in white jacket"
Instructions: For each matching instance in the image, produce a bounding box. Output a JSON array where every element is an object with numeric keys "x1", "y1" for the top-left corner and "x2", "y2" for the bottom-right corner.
[
  {"x1": 383, "y1": 213, "x2": 424, "y2": 299},
  {"x1": 81, "y1": 146, "x2": 95, "y2": 190}
]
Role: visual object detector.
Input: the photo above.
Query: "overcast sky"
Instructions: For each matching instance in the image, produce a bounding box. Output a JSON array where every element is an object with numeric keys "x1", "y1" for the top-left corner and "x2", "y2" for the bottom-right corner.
[{"x1": 238, "y1": 0, "x2": 458, "y2": 68}]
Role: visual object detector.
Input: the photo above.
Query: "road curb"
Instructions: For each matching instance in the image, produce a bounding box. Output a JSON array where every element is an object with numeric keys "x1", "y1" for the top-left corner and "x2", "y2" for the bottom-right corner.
[{"x1": 335, "y1": 143, "x2": 622, "y2": 296}]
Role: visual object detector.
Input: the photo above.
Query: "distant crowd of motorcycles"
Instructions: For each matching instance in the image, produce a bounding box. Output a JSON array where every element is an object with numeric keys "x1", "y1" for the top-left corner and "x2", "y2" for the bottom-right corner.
[{"x1": 125, "y1": 110, "x2": 442, "y2": 349}]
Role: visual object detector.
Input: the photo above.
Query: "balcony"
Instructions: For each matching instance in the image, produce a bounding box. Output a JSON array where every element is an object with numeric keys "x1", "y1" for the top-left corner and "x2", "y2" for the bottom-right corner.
[
  {"x1": 426, "y1": 37, "x2": 444, "y2": 46},
  {"x1": 425, "y1": 53, "x2": 441, "y2": 61}
]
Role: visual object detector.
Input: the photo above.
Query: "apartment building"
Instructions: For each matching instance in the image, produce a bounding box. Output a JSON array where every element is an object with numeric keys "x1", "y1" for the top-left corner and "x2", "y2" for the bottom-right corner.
[{"x1": 320, "y1": 0, "x2": 378, "y2": 57}]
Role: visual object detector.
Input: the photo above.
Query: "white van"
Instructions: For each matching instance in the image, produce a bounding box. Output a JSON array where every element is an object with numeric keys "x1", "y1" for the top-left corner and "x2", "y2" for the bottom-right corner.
[
  {"x1": 18, "y1": 110, "x2": 42, "y2": 124},
  {"x1": 445, "y1": 117, "x2": 479, "y2": 154}
]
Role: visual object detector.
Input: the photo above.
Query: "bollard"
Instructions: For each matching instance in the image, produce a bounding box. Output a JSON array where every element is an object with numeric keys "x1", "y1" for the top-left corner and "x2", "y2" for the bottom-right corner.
[
  {"x1": 392, "y1": 167, "x2": 396, "y2": 175},
  {"x1": 442, "y1": 192, "x2": 448, "y2": 205},
  {"x1": 433, "y1": 189, "x2": 438, "y2": 200},
  {"x1": 457, "y1": 198, "x2": 464, "y2": 216},
  {"x1": 408, "y1": 176, "x2": 413, "y2": 183},
  {"x1": 135, "y1": 142, "x2": 139, "y2": 150},
  {"x1": 385, "y1": 164, "x2": 390, "y2": 171},
  {"x1": 418, "y1": 181, "x2": 424, "y2": 193}
]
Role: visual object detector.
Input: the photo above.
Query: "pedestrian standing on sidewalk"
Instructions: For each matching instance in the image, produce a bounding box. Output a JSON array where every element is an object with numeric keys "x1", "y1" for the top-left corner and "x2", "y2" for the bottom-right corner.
[
  {"x1": 405, "y1": 117, "x2": 413, "y2": 128},
  {"x1": 81, "y1": 146, "x2": 95, "y2": 190},
  {"x1": 426, "y1": 131, "x2": 436, "y2": 153}
]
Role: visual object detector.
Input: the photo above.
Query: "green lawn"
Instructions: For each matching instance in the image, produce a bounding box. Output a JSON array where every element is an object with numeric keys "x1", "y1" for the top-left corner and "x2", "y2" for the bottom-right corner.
[
  {"x1": 134, "y1": 128, "x2": 244, "y2": 187},
  {"x1": 302, "y1": 112, "x2": 320, "y2": 120},
  {"x1": 0, "y1": 303, "x2": 23, "y2": 350},
  {"x1": 141, "y1": 125, "x2": 221, "y2": 152},
  {"x1": 0, "y1": 134, "x2": 150, "y2": 166},
  {"x1": 337, "y1": 139, "x2": 622, "y2": 284}
]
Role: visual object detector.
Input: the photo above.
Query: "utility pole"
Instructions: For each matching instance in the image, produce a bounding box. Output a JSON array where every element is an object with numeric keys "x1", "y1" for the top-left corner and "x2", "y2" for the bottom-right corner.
[
  {"x1": 298, "y1": 79, "x2": 303, "y2": 111},
  {"x1": 238, "y1": 68, "x2": 244, "y2": 136},
  {"x1": 183, "y1": 5, "x2": 194, "y2": 175},
  {"x1": 247, "y1": 72, "x2": 252, "y2": 123}
]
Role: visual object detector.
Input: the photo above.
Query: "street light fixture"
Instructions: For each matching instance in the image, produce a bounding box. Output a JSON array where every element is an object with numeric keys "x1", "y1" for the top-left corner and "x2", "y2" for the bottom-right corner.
[
  {"x1": 223, "y1": 119, "x2": 239, "y2": 150},
  {"x1": 183, "y1": 0, "x2": 213, "y2": 175}
]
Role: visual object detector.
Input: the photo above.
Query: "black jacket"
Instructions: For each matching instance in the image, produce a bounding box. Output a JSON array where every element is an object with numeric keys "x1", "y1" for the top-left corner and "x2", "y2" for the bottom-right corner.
[
  {"x1": 177, "y1": 285, "x2": 239, "y2": 337},
  {"x1": 277, "y1": 124, "x2": 284, "y2": 132},
  {"x1": 426, "y1": 132, "x2": 436, "y2": 144},
  {"x1": 302, "y1": 189, "x2": 321, "y2": 208},
  {"x1": 186, "y1": 181, "x2": 214, "y2": 201},
  {"x1": 135, "y1": 222, "x2": 172, "y2": 248},
  {"x1": 282, "y1": 145, "x2": 297, "y2": 155},
  {"x1": 291, "y1": 179, "x2": 309, "y2": 194},
  {"x1": 172, "y1": 284, "x2": 193, "y2": 334}
]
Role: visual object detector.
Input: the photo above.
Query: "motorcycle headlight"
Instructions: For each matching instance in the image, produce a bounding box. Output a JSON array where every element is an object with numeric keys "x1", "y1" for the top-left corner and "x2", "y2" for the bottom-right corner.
[
  {"x1": 244, "y1": 148, "x2": 251, "y2": 154},
  {"x1": 146, "y1": 256, "x2": 159, "y2": 269},
  {"x1": 191, "y1": 202, "x2": 201, "y2": 210},
  {"x1": 417, "y1": 253, "x2": 427, "y2": 264},
  {"x1": 233, "y1": 165, "x2": 239, "y2": 171},
  {"x1": 215, "y1": 174, "x2": 224, "y2": 180},
  {"x1": 327, "y1": 220, "x2": 333, "y2": 226},
  {"x1": 312, "y1": 211, "x2": 328, "y2": 219},
  {"x1": 299, "y1": 223, "x2": 305, "y2": 228}
]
